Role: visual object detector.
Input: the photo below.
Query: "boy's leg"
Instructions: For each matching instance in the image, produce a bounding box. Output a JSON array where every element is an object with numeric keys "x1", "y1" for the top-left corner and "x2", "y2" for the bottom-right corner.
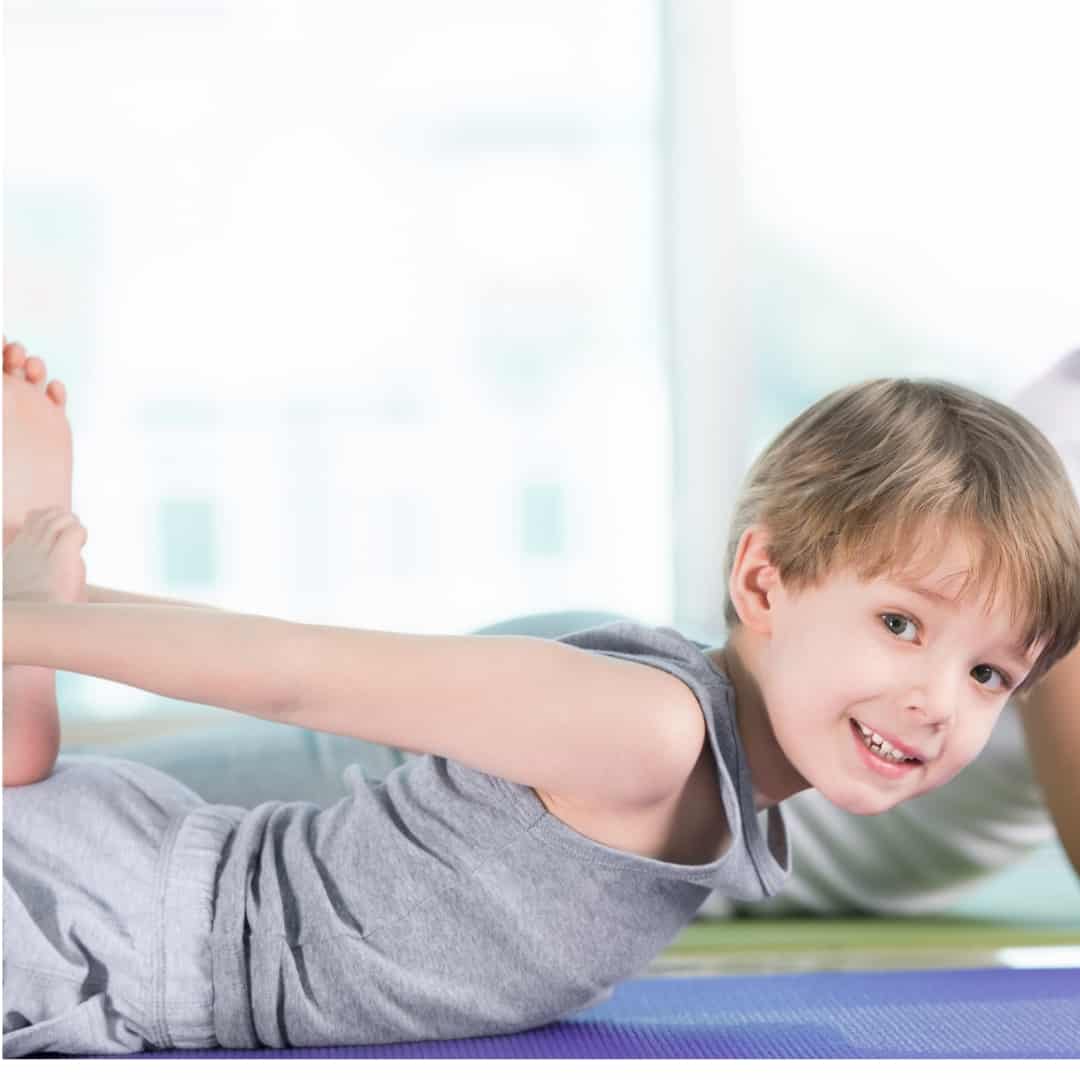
[
  {"x1": 4, "y1": 753, "x2": 227, "y2": 1055},
  {"x1": 2, "y1": 340, "x2": 74, "y2": 780}
]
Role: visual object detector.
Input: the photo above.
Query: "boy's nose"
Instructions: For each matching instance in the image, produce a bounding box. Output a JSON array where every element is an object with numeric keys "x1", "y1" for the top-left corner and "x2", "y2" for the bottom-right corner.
[{"x1": 903, "y1": 670, "x2": 959, "y2": 728}]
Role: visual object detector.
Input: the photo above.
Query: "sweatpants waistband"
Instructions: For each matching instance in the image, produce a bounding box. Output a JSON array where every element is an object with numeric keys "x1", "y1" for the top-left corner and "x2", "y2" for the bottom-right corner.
[{"x1": 153, "y1": 804, "x2": 244, "y2": 1049}]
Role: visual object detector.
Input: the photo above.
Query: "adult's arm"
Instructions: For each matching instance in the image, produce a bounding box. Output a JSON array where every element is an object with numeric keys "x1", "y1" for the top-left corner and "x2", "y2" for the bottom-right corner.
[
  {"x1": 1019, "y1": 644, "x2": 1080, "y2": 878},
  {"x1": 2, "y1": 601, "x2": 699, "y2": 810}
]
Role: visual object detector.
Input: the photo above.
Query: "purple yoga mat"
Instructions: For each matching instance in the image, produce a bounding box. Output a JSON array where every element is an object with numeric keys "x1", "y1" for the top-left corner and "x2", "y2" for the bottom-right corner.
[{"x1": 82, "y1": 966, "x2": 1079, "y2": 1060}]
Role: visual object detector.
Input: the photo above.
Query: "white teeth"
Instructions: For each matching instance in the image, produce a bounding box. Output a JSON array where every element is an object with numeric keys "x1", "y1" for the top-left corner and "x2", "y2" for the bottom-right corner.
[{"x1": 853, "y1": 720, "x2": 918, "y2": 763}]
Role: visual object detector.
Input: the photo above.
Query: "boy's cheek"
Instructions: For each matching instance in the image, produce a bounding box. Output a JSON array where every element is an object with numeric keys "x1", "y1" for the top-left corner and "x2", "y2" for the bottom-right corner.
[
  {"x1": 772, "y1": 621, "x2": 863, "y2": 681},
  {"x1": 929, "y1": 724, "x2": 996, "y2": 788}
]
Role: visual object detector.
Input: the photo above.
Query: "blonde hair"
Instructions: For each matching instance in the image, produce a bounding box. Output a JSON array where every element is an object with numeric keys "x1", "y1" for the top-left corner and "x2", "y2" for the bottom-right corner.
[{"x1": 723, "y1": 378, "x2": 1080, "y2": 689}]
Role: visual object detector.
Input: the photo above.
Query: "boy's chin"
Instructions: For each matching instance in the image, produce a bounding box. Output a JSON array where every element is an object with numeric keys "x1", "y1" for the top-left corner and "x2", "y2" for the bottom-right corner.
[{"x1": 811, "y1": 774, "x2": 908, "y2": 816}]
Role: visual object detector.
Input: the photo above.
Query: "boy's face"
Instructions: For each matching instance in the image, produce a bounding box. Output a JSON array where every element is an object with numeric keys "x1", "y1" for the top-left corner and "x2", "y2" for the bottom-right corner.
[{"x1": 757, "y1": 534, "x2": 1039, "y2": 815}]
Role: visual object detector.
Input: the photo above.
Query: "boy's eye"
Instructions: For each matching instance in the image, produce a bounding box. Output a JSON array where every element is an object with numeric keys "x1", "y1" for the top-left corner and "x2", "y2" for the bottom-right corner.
[
  {"x1": 881, "y1": 613, "x2": 918, "y2": 642},
  {"x1": 971, "y1": 664, "x2": 1010, "y2": 691}
]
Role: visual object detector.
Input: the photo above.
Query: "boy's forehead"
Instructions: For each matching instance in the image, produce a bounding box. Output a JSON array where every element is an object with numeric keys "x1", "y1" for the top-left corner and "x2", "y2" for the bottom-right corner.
[
  {"x1": 887, "y1": 531, "x2": 983, "y2": 598},
  {"x1": 892, "y1": 567, "x2": 974, "y2": 604}
]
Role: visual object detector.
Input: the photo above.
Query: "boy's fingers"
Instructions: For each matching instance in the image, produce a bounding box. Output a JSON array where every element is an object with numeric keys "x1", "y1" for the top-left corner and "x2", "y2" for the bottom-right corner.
[
  {"x1": 26, "y1": 506, "x2": 68, "y2": 525},
  {"x1": 54, "y1": 523, "x2": 89, "y2": 551},
  {"x1": 25, "y1": 507, "x2": 67, "y2": 539},
  {"x1": 42, "y1": 511, "x2": 81, "y2": 546}
]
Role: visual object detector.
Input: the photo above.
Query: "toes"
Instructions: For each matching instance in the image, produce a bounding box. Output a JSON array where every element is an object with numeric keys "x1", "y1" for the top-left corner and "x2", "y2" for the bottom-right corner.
[
  {"x1": 3, "y1": 341, "x2": 67, "y2": 403},
  {"x1": 2, "y1": 343, "x2": 51, "y2": 387},
  {"x1": 45, "y1": 379, "x2": 68, "y2": 407},
  {"x1": 3, "y1": 340, "x2": 28, "y2": 376},
  {"x1": 24, "y1": 354, "x2": 47, "y2": 385}
]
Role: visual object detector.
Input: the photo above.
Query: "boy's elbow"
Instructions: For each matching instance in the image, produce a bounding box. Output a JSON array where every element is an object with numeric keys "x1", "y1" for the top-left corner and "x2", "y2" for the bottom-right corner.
[
  {"x1": 3, "y1": 726, "x2": 60, "y2": 789},
  {"x1": 3, "y1": 760, "x2": 55, "y2": 788}
]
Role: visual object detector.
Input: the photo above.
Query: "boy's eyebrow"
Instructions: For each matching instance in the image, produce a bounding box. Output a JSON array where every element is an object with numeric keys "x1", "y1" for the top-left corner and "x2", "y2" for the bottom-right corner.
[
  {"x1": 901, "y1": 583, "x2": 956, "y2": 605},
  {"x1": 895, "y1": 582, "x2": 1036, "y2": 670}
]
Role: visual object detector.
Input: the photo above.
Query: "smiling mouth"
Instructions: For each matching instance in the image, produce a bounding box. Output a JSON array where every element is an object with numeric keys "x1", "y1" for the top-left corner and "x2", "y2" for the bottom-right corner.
[{"x1": 849, "y1": 718, "x2": 923, "y2": 765}]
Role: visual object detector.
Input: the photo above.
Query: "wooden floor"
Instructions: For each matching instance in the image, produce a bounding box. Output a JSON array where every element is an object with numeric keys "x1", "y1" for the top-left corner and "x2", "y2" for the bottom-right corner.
[{"x1": 650, "y1": 916, "x2": 1080, "y2": 975}]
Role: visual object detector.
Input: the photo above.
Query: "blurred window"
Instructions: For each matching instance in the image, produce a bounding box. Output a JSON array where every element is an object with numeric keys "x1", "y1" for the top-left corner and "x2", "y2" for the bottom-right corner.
[
  {"x1": 8, "y1": 1, "x2": 1076, "y2": 730},
  {"x1": 4, "y1": 0, "x2": 671, "y2": 725},
  {"x1": 736, "y1": 0, "x2": 1080, "y2": 460}
]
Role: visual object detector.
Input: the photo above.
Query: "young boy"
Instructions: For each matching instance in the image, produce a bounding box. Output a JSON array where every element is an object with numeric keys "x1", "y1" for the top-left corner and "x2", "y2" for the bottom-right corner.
[
  {"x1": 718, "y1": 351, "x2": 1080, "y2": 919},
  {"x1": 5, "y1": 345, "x2": 1080, "y2": 1056}
]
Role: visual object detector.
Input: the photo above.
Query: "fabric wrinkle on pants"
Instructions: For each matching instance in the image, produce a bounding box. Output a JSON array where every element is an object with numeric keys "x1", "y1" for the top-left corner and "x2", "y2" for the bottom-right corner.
[{"x1": 3, "y1": 755, "x2": 241, "y2": 1057}]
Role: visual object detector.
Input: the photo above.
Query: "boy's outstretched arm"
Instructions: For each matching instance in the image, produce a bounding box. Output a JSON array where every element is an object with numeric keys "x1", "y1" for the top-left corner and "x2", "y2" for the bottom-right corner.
[
  {"x1": 86, "y1": 584, "x2": 221, "y2": 610},
  {"x1": 3, "y1": 602, "x2": 701, "y2": 809}
]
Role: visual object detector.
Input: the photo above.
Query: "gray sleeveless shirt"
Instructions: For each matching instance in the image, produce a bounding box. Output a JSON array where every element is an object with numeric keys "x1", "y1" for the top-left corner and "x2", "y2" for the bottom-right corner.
[{"x1": 204, "y1": 621, "x2": 790, "y2": 1048}]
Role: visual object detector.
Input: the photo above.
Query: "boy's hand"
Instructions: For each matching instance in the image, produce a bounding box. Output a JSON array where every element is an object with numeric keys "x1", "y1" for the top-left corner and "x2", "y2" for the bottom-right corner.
[{"x1": 3, "y1": 506, "x2": 88, "y2": 604}]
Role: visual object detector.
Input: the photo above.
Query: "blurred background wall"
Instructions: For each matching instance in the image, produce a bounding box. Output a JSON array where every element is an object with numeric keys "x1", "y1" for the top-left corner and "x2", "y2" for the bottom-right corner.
[{"x1": 4, "y1": 0, "x2": 1079, "y2": 732}]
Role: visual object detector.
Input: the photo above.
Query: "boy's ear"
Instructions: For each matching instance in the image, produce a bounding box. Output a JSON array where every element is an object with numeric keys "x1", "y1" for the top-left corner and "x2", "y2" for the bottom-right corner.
[{"x1": 728, "y1": 525, "x2": 783, "y2": 634}]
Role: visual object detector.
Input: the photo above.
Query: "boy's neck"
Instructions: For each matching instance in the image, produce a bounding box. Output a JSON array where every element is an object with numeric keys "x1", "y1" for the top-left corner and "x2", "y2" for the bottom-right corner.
[{"x1": 706, "y1": 630, "x2": 810, "y2": 811}]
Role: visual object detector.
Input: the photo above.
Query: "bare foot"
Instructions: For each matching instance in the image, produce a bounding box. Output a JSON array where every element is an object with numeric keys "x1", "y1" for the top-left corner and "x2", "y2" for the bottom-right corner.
[
  {"x1": 2, "y1": 339, "x2": 75, "y2": 785},
  {"x1": 3, "y1": 337, "x2": 73, "y2": 550}
]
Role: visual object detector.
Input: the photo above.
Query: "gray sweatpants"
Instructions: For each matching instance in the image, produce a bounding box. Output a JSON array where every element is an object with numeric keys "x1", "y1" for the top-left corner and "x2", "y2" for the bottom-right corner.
[{"x1": 3, "y1": 755, "x2": 241, "y2": 1057}]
